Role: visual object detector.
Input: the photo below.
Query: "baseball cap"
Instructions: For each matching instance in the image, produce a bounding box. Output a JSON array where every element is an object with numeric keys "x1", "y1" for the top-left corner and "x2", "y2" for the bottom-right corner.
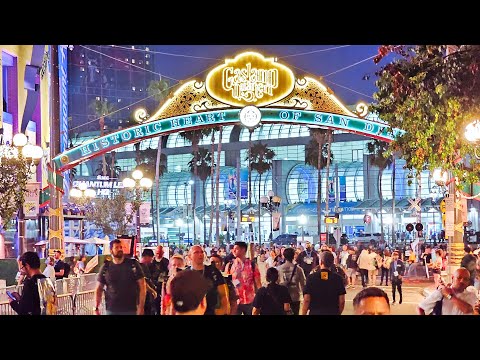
[{"x1": 170, "y1": 270, "x2": 212, "y2": 313}]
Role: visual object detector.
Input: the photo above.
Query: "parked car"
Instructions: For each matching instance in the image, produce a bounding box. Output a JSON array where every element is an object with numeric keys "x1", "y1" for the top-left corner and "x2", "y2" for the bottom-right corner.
[{"x1": 272, "y1": 234, "x2": 298, "y2": 246}]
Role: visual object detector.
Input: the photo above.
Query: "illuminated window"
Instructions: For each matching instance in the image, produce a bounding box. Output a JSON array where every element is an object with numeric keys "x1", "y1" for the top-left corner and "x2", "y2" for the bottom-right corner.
[
  {"x1": 145, "y1": 54, "x2": 150, "y2": 58},
  {"x1": 145, "y1": 47, "x2": 150, "y2": 51},
  {"x1": 125, "y1": 58, "x2": 129, "y2": 62},
  {"x1": 132, "y1": 86, "x2": 135, "y2": 91},
  {"x1": 146, "y1": 61, "x2": 149, "y2": 65},
  {"x1": 132, "y1": 59, "x2": 136, "y2": 64}
]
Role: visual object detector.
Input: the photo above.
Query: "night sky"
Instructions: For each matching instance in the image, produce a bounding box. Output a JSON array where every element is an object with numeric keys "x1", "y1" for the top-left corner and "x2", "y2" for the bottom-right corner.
[{"x1": 152, "y1": 45, "x2": 383, "y2": 106}]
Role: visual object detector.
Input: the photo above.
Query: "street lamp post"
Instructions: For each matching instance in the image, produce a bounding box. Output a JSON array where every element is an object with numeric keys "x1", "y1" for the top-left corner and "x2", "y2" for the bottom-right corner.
[
  {"x1": 123, "y1": 170, "x2": 153, "y2": 244},
  {"x1": 70, "y1": 184, "x2": 96, "y2": 239},
  {"x1": 224, "y1": 198, "x2": 235, "y2": 244},
  {"x1": 184, "y1": 180, "x2": 194, "y2": 245},
  {"x1": 298, "y1": 214, "x2": 307, "y2": 244},
  {"x1": 0, "y1": 133, "x2": 44, "y2": 256},
  {"x1": 260, "y1": 190, "x2": 282, "y2": 244}
]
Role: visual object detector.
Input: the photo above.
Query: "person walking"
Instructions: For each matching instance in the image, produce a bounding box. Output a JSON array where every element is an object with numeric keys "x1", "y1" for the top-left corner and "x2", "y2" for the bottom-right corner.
[
  {"x1": 301, "y1": 251, "x2": 346, "y2": 315},
  {"x1": 277, "y1": 247, "x2": 306, "y2": 315},
  {"x1": 380, "y1": 249, "x2": 392, "y2": 286},
  {"x1": 252, "y1": 267, "x2": 292, "y2": 315},
  {"x1": 94, "y1": 239, "x2": 146, "y2": 315},
  {"x1": 296, "y1": 241, "x2": 319, "y2": 276},
  {"x1": 227, "y1": 241, "x2": 261, "y2": 315},
  {"x1": 357, "y1": 247, "x2": 370, "y2": 288},
  {"x1": 9, "y1": 252, "x2": 47, "y2": 315},
  {"x1": 390, "y1": 251, "x2": 405, "y2": 305}
]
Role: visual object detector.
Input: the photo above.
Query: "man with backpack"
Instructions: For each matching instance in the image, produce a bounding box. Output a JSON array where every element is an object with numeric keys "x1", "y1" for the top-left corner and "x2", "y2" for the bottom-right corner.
[
  {"x1": 277, "y1": 247, "x2": 306, "y2": 314},
  {"x1": 94, "y1": 239, "x2": 146, "y2": 315}
]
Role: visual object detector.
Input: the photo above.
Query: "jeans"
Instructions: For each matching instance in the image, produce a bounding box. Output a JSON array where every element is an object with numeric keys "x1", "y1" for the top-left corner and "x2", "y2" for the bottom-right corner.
[
  {"x1": 380, "y1": 267, "x2": 389, "y2": 285},
  {"x1": 237, "y1": 303, "x2": 254, "y2": 315}
]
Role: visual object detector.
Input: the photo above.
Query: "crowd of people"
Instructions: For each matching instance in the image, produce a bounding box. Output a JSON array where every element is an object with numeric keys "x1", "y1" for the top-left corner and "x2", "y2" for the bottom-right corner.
[{"x1": 7, "y1": 239, "x2": 480, "y2": 315}]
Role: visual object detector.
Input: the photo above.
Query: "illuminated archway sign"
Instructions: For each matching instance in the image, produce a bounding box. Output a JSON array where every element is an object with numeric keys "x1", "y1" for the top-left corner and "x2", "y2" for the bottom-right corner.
[{"x1": 53, "y1": 51, "x2": 403, "y2": 171}]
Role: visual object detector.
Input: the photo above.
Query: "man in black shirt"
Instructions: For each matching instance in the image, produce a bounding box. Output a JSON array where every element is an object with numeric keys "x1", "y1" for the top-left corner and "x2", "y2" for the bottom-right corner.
[
  {"x1": 139, "y1": 249, "x2": 158, "y2": 315},
  {"x1": 151, "y1": 245, "x2": 169, "y2": 315},
  {"x1": 53, "y1": 250, "x2": 66, "y2": 280},
  {"x1": 297, "y1": 241, "x2": 319, "y2": 276},
  {"x1": 301, "y1": 250, "x2": 346, "y2": 315},
  {"x1": 9, "y1": 252, "x2": 46, "y2": 315},
  {"x1": 95, "y1": 239, "x2": 146, "y2": 315},
  {"x1": 186, "y1": 245, "x2": 229, "y2": 315}
]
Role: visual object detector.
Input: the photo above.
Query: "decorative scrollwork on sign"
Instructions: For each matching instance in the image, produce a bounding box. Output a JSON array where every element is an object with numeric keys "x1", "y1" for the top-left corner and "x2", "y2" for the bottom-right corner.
[
  {"x1": 269, "y1": 77, "x2": 355, "y2": 116},
  {"x1": 134, "y1": 108, "x2": 149, "y2": 122},
  {"x1": 148, "y1": 80, "x2": 229, "y2": 120},
  {"x1": 60, "y1": 155, "x2": 69, "y2": 164},
  {"x1": 355, "y1": 102, "x2": 369, "y2": 118}
]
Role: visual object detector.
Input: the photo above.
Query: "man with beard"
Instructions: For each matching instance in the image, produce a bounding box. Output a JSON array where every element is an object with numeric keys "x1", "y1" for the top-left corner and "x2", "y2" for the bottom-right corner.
[
  {"x1": 151, "y1": 245, "x2": 170, "y2": 314},
  {"x1": 95, "y1": 240, "x2": 146, "y2": 315},
  {"x1": 296, "y1": 241, "x2": 319, "y2": 276}
]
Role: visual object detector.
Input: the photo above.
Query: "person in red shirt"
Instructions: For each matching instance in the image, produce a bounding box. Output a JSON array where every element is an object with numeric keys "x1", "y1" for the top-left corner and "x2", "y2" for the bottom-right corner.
[{"x1": 227, "y1": 241, "x2": 261, "y2": 315}]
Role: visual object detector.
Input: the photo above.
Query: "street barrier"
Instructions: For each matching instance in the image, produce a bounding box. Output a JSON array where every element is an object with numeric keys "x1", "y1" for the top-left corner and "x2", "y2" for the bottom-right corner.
[{"x1": 0, "y1": 273, "x2": 103, "y2": 315}]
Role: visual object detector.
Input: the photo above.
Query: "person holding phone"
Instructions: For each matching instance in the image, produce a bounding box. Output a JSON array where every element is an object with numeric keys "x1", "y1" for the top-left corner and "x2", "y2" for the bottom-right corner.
[{"x1": 9, "y1": 252, "x2": 46, "y2": 315}]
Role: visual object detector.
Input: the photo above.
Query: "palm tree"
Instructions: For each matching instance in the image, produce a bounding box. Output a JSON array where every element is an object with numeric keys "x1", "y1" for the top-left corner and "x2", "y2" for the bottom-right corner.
[
  {"x1": 136, "y1": 147, "x2": 167, "y2": 242},
  {"x1": 94, "y1": 154, "x2": 121, "y2": 178},
  {"x1": 324, "y1": 130, "x2": 334, "y2": 236},
  {"x1": 209, "y1": 129, "x2": 217, "y2": 243},
  {"x1": 188, "y1": 147, "x2": 213, "y2": 245},
  {"x1": 248, "y1": 142, "x2": 275, "y2": 245},
  {"x1": 367, "y1": 140, "x2": 393, "y2": 242},
  {"x1": 90, "y1": 99, "x2": 116, "y2": 176},
  {"x1": 215, "y1": 126, "x2": 223, "y2": 246},
  {"x1": 305, "y1": 128, "x2": 329, "y2": 237},
  {"x1": 180, "y1": 129, "x2": 213, "y2": 244},
  {"x1": 147, "y1": 78, "x2": 170, "y2": 102}
]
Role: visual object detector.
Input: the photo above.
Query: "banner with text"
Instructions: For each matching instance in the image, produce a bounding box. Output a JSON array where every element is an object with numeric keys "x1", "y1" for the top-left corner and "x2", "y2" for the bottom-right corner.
[{"x1": 24, "y1": 182, "x2": 41, "y2": 218}]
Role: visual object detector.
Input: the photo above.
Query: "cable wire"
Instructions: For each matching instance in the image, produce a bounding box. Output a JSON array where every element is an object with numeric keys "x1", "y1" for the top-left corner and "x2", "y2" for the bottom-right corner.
[
  {"x1": 79, "y1": 45, "x2": 180, "y2": 81},
  {"x1": 322, "y1": 54, "x2": 377, "y2": 77},
  {"x1": 278, "y1": 45, "x2": 351, "y2": 58},
  {"x1": 69, "y1": 61, "x2": 222, "y2": 133},
  {"x1": 108, "y1": 45, "x2": 222, "y2": 60}
]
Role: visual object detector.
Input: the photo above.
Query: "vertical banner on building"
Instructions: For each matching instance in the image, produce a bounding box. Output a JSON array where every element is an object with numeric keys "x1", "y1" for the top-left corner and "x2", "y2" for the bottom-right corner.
[
  {"x1": 139, "y1": 202, "x2": 151, "y2": 224},
  {"x1": 221, "y1": 211, "x2": 228, "y2": 231},
  {"x1": 227, "y1": 169, "x2": 248, "y2": 200},
  {"x1": 328, "y1": 177, "x2": 335, "y2": 202},
  {"x1": 24, "y1": 182, "x2": 41, "y2": 218},
  {"x1": 58, "y1": 45, "x2": 69, "y2": 195},
  {"x1": 272, "y1": 211, "x2": 281, "y2": 231},
  {"x1": 339, "y1": 176, "x2": 346, "y2": 202}
]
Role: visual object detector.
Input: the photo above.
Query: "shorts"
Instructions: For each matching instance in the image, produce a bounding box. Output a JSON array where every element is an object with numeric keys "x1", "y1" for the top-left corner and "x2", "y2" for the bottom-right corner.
[{"x1": 346, "y1": 268, "x2": 356, "y2": 277}]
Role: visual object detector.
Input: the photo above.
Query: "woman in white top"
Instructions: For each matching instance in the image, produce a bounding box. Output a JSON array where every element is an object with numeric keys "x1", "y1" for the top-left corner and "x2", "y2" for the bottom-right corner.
[
  {"x1": 43, "y1": 256, "x2": 56, "y2": 285},
  {"x1": 432, "y1": 249, "x2": 444, "y2": 289}
]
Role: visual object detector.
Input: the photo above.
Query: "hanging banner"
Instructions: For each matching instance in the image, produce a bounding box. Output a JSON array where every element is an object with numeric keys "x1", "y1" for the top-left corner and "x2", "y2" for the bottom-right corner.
[
  {"x1": 339, "y1": 176, "x2": 346, "y2": 202},
  {"x1": 139, "y1": 202, "x2": 151, "y2": 225},
  {"x1": 227, "y1": 168, "x2": 248, "y2": 200},
  {"x1": 328, "y1": 177, "x2": 335, "y2": 202},
  {"x1": 125, "y1": 202, "x2": 134, "y2": 226},
  {"x1": 24, "y1": 182, "x2": 41, "y2": 218},
  {"x1": 272, "y1": 211, "x2": 281, "y2": 231}
]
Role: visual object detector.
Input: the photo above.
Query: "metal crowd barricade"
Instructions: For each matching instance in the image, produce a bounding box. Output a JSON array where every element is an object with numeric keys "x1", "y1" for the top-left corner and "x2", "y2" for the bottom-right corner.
[
  {"x1": 74, "y1": 291, "x2": 105, "y2": 315},
  {"x1": 0, "y1": 273, "x2": 110, "y2": 315}
]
